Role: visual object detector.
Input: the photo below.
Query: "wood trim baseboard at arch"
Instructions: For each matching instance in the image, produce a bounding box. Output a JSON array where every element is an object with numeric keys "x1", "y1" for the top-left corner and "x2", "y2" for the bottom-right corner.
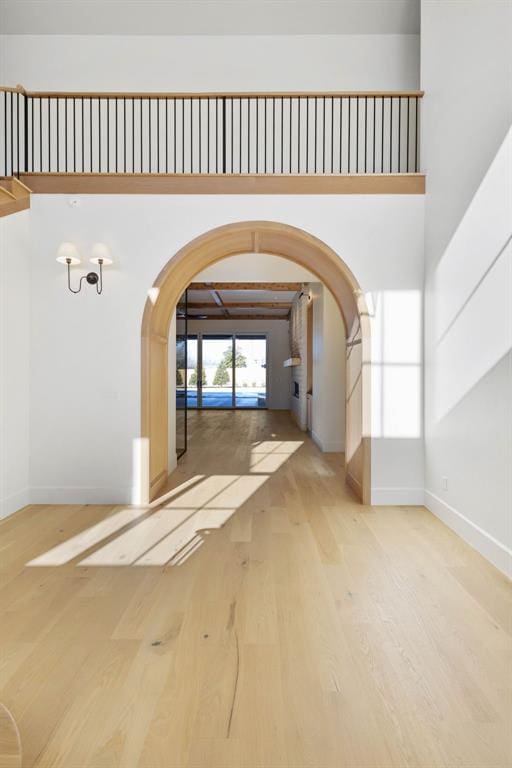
[{"x1": 20, "y1": 173, "x2": 425, "y2": 196}]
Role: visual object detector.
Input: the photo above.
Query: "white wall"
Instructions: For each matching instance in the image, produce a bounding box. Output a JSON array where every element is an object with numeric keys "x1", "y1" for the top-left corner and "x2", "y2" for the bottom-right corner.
[
  {"x1": 25, "y1": 193, "x2": 423, "y2": 506},
  {"x1": 186, "y1": 319, "x2": 291, "y2": 410},
  {"x1": 310, "y1": 284, "x2": 346, "y2": 453},
  {"x1": 289, "y1": 292, "x2": 308, "y2": 430},
  {"x1": 0, "y1": 35, "x2": 419, "y2": 91},
  {"x1": 0, "y1": 211, "x2": 31, "y2": 518},
  {"x1": 421, "y1": 0, "x2": 512, "y2": 574}
]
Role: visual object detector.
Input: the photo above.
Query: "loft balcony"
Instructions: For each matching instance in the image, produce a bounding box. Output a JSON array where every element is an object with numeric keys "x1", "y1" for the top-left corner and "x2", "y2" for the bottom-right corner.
[{"x1": 1, "y1": 85, "x2": 424, "y2": 199}]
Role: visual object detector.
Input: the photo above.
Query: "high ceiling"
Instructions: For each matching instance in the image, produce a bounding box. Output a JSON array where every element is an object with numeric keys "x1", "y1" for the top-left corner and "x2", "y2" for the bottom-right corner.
[{"x1": 0, "y1": 0, "x2": 420, "y2": 35}]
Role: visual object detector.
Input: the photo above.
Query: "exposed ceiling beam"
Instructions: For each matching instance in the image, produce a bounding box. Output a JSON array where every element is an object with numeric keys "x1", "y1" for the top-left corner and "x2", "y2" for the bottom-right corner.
[
  {"x1": 187, "y1": 314, "x2": 291, "y2": 321},
  {"x1": 189, "y1": 282, "x2": 303, "y2": 291},
  {"x1": 187, "y1": 301, "x2": 292, "y2": 309},
  {"x1": 209, "y1": 289, "x2": 230, "y2": 318}
]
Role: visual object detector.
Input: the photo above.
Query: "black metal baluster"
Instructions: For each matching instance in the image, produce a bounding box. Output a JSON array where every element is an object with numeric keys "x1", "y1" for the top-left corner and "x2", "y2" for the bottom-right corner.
[
  {"x1": 289, "y1": 97, "x2": 292, "y2": 173},
  {"x1": 406, "y1": 97, "x2": 410, "y2": 173},
  {"x1": 182, "y1": 99, "x2": 185, "y2": 173},
  {"x1": 247, "y1": 98, "x2": 250, "y2": 173},
  {"x1": 398, "y1": 97, "x2": 401, "y2": 172},
  {"x1": 30, "y1": 96, "x2": 33, "y2": 172},
  {"x1": 10, "y1": 92, "x2": 13, "y2": 175},
  {"x1": 264, "y1": 97, "x2": 267, "y2": 173},
  {"x1": 331, "y1": 97, "x2": 334, "y2": 174},
  {"x1": 89, "y1": 98, "x2": 93, "y2": 172},
  {"x1": 106, "y1": 98, "x2": 109, "y2": 172},
  {"x1": 322, "y1": 97, "x2": 325, "y2": 173},
  {"x1": 16, "y1": 92, "x2": 20, "y2": 176},
  {"x1": 231, "y1": 98, "x2": 234, "y2": 173},
  {"x1": 356, "y1": 97, "x2": 359, "y2": 173},
  {"x1": 56, "y1": 97, "x2": 60, "y2": 172},
  {"x1": 215, "y1": 97, "x2": 219, "y2": 174},
  {"x1": 256, "y1": 97, "x2": 259, "y2": 173},
  {"x1": 96, "y1": 98, "x2": 100, "y2": 173},
  {"x1": 306, "y1": 97, "x2": 309, "y2": 173},
  {"x1": 207, "y1": 99, "x2": 210, "y2": 174},
  {"x1": 280, "y1": 97, "x2": 284, "y2": 173},
  {"x1": 165, "y1": 99, "x2": 169, "y2": 173},
  {"x1": 115, "y1": 97, "x2": 118, "y2": 172},
  {"x1": 3, "y1": 92, "x2": 6, "y2": 175},
  {"x1": 197, "y1": 98, "x2": 200, "y2": 173},
  {"x1": 364, "y1": 96, "x2": 367, "y2": 173},
  {"x1": 389, "y1": 97, "x2": 393, "y2": 173},
  {"x1": 47, "y1": 96, "x2": 50, "y2": 173},
  {"x1": 381, "y1": 97, "x2": 384, "y2": 173},
  {"x1": 141, "y1": 99, "x2": 144, "y2": 173},
  {"x1": 313, "y1": 96, "x2": 318, "y2": 173},
  {"x1": 373, "y1": 97, "x2": 376, "y2": 173},
  {"x1": 348, "y1": 97, "x2": 351, "y2": 173},
  {"x1": 73, "y1": 96, "x2": 76, "y2": 173},
  {"x1": 339, "y1": 97, "x2": 342, "y2": 173},
  {"x1": 63, "y1": 98, "x2": 67, "y2": 172},
  {"x1": 131, "y1": 98, "x2": 134, "y2": 173},
  {"x1": 150, "y1": 98, "x2": 153, "y2": 173},
  {"x1": 298, "y1": 97, "x2": 301, "y2": 174},
  {"x1": 174, "y1": 99, "x2": 177, "y2": 173},
  {"x1": 155, "y1": 99, "x2": 160, "y2": 173},
  {"x1": 123, "y1": 98, "x2": 126, "y2": 173},
  {"x1": 415, "y1": 97, "x2": 419, "y2": 172},
  {"x1": 191, "y1": 99, "x2": 194, "y2": 173},
  {"x1": 272, "y1": 98, "x2": 275, "y2": 174},
  {"x1": 81, "y1": 98, "x2": 84, "y2": 173}
]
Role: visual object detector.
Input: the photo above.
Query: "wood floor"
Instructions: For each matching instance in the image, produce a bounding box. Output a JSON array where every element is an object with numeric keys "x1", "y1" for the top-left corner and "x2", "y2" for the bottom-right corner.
[{"x1": 1, "y1": 410, "x2": 511, "y2": 768}]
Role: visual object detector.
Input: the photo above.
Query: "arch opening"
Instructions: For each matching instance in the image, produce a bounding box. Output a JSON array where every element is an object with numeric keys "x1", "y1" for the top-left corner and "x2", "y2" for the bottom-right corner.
[{"x1": 141, "y1": 221, "x2": 371, "y2": 504}]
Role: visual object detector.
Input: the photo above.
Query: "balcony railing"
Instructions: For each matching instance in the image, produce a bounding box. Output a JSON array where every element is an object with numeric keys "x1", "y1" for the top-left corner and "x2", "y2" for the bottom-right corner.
[{"x1": 1, "y1": 86, "x2": 422, "y2": 179}]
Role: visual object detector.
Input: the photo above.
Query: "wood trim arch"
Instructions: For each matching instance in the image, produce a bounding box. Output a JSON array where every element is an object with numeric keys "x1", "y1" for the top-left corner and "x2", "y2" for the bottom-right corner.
[{"x1": 141, "y1": 221, "x2": 371, "y2": 504}]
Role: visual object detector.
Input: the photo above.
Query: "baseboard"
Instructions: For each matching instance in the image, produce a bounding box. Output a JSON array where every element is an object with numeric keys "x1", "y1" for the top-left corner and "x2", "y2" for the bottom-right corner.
[
  {"x1": 425, "y1": 490, "x2": 512, "y2": 578},
  {"x1": 371, "y1": 487, "x2": 425, "y2": 506},
  {"x1": 311, "y1": 430, "x2": 344, "y2": 453},
  {"x1": 346, "y1": 471, "x2": 362, "y2": 500},
  {"x1": 0, "y1": 487, "x2": 31, "y2": 520},
  {"x1": 30, "y1": 486, "x2": 132, "y2": 506}
]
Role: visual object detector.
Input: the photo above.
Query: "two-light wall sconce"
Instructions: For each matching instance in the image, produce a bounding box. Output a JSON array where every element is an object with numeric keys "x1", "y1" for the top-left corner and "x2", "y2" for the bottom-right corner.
[{"x1": 56, "y1": 242, "x2": 113, "y2": 295}]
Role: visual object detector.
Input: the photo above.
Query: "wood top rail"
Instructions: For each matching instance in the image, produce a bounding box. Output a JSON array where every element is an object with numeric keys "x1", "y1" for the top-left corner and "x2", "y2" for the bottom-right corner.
[{"x1": 0, "y1": 85, "x2": 425, "y2": 99}]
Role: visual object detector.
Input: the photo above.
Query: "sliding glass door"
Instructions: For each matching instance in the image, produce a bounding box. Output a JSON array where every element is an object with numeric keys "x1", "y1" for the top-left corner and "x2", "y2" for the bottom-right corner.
[
  {"x1": 187, "y1": 333, "x2": 267, "y2": 409},
  {"x1": 235, "y1": 335, "x2": 267, "y2": 408},
  {"x1": 202, "y1": 335, "x2": 234, "y2": 407}
]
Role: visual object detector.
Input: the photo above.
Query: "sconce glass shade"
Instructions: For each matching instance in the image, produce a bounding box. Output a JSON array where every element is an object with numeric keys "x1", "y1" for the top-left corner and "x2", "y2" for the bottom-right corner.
[
  {"x1": 56, "y1": 242, "x2": 81, "y2": 265},
  {"x1": 90, "y1": 242, "x2": 113, "y2": 265}
]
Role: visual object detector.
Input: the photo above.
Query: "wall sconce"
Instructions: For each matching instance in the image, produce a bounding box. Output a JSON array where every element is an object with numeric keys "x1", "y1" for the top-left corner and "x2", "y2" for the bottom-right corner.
[{"x1": 56, "y1": 242, "x2": 113, "y2": 294}]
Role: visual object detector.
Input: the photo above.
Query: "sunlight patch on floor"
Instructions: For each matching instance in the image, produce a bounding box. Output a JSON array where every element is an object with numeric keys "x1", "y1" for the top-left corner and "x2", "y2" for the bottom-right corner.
[{"x1": 26, "y1": 441, "x2": 302, "y2": 568}]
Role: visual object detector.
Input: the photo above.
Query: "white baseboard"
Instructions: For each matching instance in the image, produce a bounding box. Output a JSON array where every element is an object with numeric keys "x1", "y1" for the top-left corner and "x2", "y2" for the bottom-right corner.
[
  {"x1": 425, "y1": 490, "x2": 512, "y2": 578},
  {"x1": 311, "y1": 430, "x2": 344, "y2": 453},
  {"x1": 371, "y1": 487, "x2": 425, "y2": 506},
  {"x1": 30, "y1": 486, "x2": 132, "y2": 506},
  {"x1": 0, "y1": 487, "x2": 31, "y2": 520}
]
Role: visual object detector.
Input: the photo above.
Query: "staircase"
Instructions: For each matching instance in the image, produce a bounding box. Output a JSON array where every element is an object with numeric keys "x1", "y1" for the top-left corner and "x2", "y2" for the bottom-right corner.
[{"x1": 0, "y1": 177, "x2": 30, "y2": 218}]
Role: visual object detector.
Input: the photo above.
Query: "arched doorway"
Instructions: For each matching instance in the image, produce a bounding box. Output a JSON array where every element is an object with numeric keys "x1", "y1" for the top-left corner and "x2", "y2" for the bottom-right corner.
[{"x1": 141, "y1": 221, "x2": 371, "y2": 504}]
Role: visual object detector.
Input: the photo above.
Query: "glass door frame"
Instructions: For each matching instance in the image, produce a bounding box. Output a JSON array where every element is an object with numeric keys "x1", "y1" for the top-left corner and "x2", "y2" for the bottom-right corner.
[
  {"x1": 175, "y1": 289, "x2": 188, "y2": 459},
  {"x1": 188, "y1": 332, "x2": 268, "y2": 410}
]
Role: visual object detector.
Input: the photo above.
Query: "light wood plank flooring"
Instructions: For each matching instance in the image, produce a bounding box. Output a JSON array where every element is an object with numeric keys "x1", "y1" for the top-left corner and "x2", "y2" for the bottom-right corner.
[{"x1": 1, "y1": 410, "x2": 511, "y2": 767}]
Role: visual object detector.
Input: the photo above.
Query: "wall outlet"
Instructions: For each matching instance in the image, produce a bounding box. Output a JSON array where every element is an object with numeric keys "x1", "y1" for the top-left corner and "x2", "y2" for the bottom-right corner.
[{"x1": 441, "y1": 476, "x2": 448, "y2": 491}]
